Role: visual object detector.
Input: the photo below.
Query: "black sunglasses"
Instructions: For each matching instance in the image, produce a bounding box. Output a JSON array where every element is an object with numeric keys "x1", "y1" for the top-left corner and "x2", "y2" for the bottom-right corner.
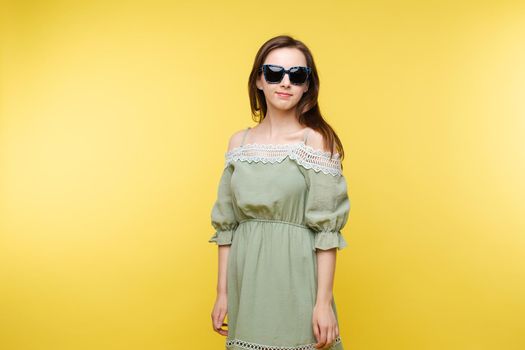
[{"x1": 259, "y1": 64, "x2": 311, "y2": 85}]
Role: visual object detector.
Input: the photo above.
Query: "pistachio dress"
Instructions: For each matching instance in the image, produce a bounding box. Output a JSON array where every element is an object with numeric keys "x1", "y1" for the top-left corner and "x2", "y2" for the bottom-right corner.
[{"x1": 209, "y1": 127, "x2": 351, "y2": 350}]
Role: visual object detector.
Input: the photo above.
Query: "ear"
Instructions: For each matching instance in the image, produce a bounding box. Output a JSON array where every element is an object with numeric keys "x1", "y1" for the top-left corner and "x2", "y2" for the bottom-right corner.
[{"x1": 256, "y1": 76, "x2": 263, "y2": 90}]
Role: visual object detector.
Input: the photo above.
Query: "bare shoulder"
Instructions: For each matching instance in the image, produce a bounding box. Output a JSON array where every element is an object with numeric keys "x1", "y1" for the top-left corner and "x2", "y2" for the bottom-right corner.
[
  {"x1": 305, "y1": 128, "x2": 335, "y2": 153},
  {"x1": 226, "y1": 127, "x2": 249, "y2": 152}
]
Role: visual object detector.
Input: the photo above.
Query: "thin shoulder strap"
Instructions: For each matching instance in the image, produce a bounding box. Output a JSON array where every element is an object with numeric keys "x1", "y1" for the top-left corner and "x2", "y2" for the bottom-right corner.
[
  {"x1": 303, "y1": 128, "x2": 311, "y2": 145},
  {"x1": 240, "y1": 127, "x2": 251, "y2": 147}
]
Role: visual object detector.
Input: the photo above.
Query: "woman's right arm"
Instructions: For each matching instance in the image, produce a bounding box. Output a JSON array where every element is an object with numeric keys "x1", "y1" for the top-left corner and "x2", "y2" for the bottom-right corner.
[
  {"x1": 216, "y1": 245, "x2": 230, "y2": 294},
  {"x1": 209, "y1": 130, "x2": 245, "y2": 334}
]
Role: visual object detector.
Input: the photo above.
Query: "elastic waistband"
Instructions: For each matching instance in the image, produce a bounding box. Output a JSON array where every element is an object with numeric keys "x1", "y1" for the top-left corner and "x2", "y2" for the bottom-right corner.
[{"x1": 238, "y1": 218, "x2": 309, "y2": 229}]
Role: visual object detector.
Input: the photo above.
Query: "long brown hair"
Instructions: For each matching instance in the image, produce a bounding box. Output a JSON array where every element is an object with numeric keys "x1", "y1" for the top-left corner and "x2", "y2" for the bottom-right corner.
[{"x1": 248, "y1": 35, "x2": 346, "y2": 164}]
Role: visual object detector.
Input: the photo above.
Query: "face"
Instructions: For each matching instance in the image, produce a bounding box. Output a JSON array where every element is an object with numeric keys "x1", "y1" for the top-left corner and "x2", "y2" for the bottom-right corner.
[{"x1": 256, "y1": 47, "x2": 310, "y2": 112}]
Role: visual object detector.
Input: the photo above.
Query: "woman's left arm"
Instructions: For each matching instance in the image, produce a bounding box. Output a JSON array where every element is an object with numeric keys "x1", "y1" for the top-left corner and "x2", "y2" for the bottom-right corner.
[
  {"x1": 301, "y1": 148, "x2": 351, "y2": 349},
  {"x1": 315, "y1": 249, "x2": 337, "y2": 305},
  {"x1": 312, "y1": 249, "x2": 339, "y2": 350}
]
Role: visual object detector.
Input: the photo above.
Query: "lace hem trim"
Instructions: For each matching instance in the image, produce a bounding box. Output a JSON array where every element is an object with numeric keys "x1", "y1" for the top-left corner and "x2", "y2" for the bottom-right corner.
[
  {"x1": 226, "y1": 336, "x2": 342, "y2": 350},
  {"x1": 224, "y1": 142, "x2": 342, "y2": 177}
]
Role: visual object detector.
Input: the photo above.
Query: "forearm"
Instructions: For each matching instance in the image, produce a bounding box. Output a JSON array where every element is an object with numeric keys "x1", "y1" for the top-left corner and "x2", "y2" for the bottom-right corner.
[
  {"x1": 216, "y1": 245, "x2": 231, "y2": 294},
  {"x1": 315, "y1": 248, "x2": 337, "y2": 305}
]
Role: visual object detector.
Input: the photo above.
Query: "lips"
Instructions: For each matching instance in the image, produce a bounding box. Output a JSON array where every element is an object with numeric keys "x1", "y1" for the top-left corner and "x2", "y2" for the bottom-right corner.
[{"x1": 276, "y1": 92, "x2": 292, "y2": 96}]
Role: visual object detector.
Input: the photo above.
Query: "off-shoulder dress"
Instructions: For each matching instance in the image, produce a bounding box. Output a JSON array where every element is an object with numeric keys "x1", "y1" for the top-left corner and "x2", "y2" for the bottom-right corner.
[{"x1": 209, "y1": 126, "x2": 351, "y2": 350}]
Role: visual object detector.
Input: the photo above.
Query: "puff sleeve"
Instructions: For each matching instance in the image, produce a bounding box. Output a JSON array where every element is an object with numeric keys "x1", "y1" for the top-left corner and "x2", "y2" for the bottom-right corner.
[
  {"x1": 208, "y1": 164, "x2": 238, "y2": 245},
  {"x1": 303, "y1": 165, "x2": 351, "y2": 251}
]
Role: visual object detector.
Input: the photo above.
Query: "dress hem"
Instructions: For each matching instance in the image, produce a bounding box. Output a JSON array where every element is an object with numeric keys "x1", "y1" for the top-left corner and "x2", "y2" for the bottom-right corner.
[{"x1": 225, "y1": 336, "x2": 343, "y2": 350}]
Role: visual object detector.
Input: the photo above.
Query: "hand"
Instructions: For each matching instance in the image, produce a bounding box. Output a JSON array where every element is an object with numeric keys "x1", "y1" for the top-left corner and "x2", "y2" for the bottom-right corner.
[
  {"x1": 211, "y1": 293, "x2": 228, "y2": 336},
  {"x1": 312, "y1": 302, "x2": 339, "y2": 349}
]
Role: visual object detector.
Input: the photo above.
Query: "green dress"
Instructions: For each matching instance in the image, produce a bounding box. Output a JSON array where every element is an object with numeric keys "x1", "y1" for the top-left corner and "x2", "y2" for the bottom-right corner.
[{"x1": 209, "y1": 127, "x2": 350, "y2": 350}]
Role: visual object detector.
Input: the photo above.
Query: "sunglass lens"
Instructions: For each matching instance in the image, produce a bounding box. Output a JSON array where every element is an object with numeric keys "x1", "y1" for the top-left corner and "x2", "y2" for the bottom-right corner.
[
  {"x1": 264, "y1": 65, "x2": 284, "y2": 83},
  {"x1": 289, "y1": 67, "x2": 309, "y2": 84}
]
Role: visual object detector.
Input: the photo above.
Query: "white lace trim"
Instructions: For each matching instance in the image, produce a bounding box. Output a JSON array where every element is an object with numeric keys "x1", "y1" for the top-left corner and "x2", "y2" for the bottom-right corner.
[
  {"x1": 226, "y1": 336, "x2": 342, "y2": 350},
  {"x1": 224, "y1": 142, "x2": 342, "y2": 177}
]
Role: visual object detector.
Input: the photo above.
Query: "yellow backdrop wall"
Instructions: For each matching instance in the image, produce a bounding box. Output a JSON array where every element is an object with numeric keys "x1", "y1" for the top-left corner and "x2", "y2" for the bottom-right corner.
[{"x1": 1, "y1": 1, "x2": 524, "y2": 349}]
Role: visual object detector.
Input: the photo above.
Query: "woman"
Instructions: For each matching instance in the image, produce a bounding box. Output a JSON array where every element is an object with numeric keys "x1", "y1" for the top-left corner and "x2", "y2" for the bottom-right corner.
[{"x1": 209, "y1": 34, "x2": 351, "y2": 350}]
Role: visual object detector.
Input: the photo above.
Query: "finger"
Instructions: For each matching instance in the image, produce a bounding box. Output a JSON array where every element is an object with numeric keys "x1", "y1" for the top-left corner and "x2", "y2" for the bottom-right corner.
[
  {"x1": 215, "y1": 321, "x2": 227, "y2": 334},
  {"x1": 315, "y1": 338, "x2": 326, "y2": 349},
  {"x1": 211, "y1": 313, "x2": 219, "y2": 330},
  {"x1": 214, "y1": 314, "x2": 222, "y2": 330},
  {"x1": 312, "y1": 321, "x2": 320, "y2": 341},
  {"x1": 219, "y1": 308, "x2": 228, "y2": 328},
  {"x1": 217, "y1": 326, "x2": 228, "y2": 336},
  {"x1": 324, "y1": 327, "x2": 332, "y2": 348},
  {"x1": 320, "y1": 326, "x2": 328, "y2": 342},
  {"x1": 316, "y1": 327, "x2": 327, "y2": 349},
  {"x1": 322, "y1": 329, "x2": 333, "y2": 350},
  {"x1": 328, "y1": 328, "x2": 335, "y2": 346},
  {"x1": 218, "y1": 310, "x2": 226, "y2": 327}
]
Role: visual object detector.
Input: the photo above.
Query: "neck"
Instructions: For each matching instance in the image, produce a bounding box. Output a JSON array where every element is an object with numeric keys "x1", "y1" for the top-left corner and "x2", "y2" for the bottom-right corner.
[{"x1": 260, "y1": 107, "x2": 304, "y2": 137}]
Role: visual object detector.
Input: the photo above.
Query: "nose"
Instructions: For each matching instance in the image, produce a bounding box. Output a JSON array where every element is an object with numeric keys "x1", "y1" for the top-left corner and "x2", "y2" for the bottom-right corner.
[{"x1": 280, "y1": 72, "x2": 291, "y2": 87}]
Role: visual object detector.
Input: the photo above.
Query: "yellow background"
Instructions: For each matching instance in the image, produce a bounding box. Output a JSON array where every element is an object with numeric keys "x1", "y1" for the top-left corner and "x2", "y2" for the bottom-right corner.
[{"x1": 1, "y1": 0, "x2": 524, "y2": 349}]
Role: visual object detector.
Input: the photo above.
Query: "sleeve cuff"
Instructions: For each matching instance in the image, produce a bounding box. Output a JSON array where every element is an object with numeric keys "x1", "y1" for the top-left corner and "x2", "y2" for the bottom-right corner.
[
  {"x1": 208, "y1": 229, "x2": 234, "y2": 245},
  {"x1": 313, "y1": 231, "x2": 348, "y2": 251}
]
